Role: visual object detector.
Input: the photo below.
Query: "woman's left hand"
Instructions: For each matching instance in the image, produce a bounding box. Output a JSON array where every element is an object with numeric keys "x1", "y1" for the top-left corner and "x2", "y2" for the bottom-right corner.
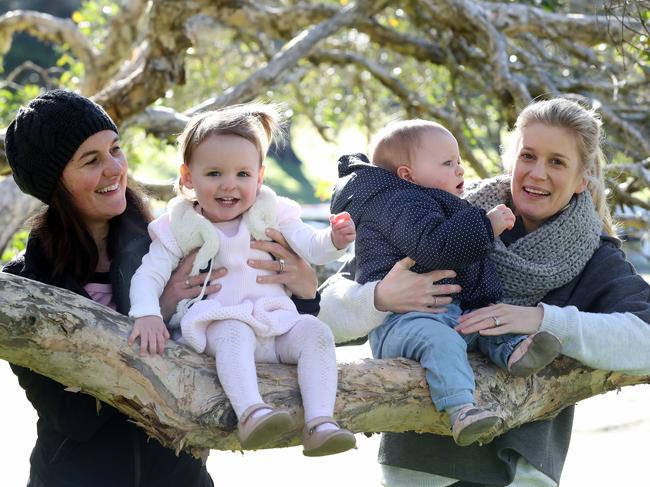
[
  {"x1": 248, "y1": 228, "x2": 318, "y2": 299},
  {"x1": 455, "y1": 303, "x2": 544, "y2": 336}
]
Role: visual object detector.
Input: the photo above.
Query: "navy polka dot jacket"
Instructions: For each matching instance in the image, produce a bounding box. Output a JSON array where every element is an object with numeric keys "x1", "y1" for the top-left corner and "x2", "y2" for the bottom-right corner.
[{"x1": 330, "y1": 154, "x2": 502, "y2": 309}]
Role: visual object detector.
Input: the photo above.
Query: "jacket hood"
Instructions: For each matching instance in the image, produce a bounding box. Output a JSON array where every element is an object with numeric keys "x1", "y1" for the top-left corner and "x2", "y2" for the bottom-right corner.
[{"x1": 331, "y1": 153, "x2": 414, "y2": 224}]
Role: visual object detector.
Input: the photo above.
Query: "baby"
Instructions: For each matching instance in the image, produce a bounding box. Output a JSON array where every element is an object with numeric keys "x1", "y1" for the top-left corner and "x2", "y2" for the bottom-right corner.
[
  {"x1": 129, "y1": 103, "x2": 356, "y2": 456},
  {"x1": 331, "y1": 119, "x2": 547, "y2": 446}
]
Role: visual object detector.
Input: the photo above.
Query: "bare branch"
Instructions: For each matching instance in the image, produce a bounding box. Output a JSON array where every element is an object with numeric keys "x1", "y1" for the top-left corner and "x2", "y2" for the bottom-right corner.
[
  {"x1": 0, "y1": 10, "x2": 97, "y2": 75},
  {"x1": 125, "y1": 106, "x2": 189, "y2": 140},
  {"x1": 139, "y1": 179, "x2": 176, "y2": 202},
  {"x1": 85, "y1": 0, "x2": 149, "y2": 94},
  {"x1": 598, "y1": 102, "x2": 650, "y2": 157},
  {"x1": 185, "y1": 0, "x2": 391, "y2": 115},
  {"x1": 486, "y1": 1, "x2": 642, "y2": 45}
]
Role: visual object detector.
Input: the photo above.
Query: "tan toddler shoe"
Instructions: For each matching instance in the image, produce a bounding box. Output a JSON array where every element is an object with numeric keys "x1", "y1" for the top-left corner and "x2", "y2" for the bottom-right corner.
[
  {"x1": 237, "y1": 403, "x2": 293, "y2": 450},
  {"x1": 302, "y1": 416, "x2": 356, "y2": 457},
  {"x1": 508, "y1": 331, "x2": 561, "y2": 377}
]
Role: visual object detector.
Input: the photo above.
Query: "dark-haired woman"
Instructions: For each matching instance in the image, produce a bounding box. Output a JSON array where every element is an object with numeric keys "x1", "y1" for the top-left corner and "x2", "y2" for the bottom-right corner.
[{"x1": 3, "y1": 90, "x2": 320, "y2": 487}]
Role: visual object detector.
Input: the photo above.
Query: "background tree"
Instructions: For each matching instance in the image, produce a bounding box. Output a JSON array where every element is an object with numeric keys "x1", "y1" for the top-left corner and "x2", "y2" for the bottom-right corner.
[
  {"x1": 1, "y1": 0, "x2": 648, "y2": 252},
  {"x1": 0, "y1": 0, "x2": 649, "y2": 453}
]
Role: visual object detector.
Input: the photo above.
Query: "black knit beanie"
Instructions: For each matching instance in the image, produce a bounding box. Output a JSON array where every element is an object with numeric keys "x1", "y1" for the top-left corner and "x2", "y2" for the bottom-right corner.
[{"x1": 5, "y1": 89, "x2": 118, "y2": 204}]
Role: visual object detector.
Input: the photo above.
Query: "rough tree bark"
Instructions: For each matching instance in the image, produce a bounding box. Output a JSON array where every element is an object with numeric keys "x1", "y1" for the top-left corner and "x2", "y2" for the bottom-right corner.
[{"x1": 2, "y1": 272, "x2": 649, "y2": 457}]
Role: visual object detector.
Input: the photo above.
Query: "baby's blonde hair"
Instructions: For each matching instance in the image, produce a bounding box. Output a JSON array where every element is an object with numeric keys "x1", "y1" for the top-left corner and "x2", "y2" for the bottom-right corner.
[
  {"x1": 370, "y1": 119, "x2": 452, "y2": 172},
  {"x1": 503, "y1": 98, "x2": 615, "y2": 236},
  {"x1": 176, "y1": 103, "x2": 284, "y2": 198}
]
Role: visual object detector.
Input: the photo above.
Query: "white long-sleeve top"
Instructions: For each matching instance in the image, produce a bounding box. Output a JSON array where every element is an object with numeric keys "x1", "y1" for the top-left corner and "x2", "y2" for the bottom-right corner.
[{"x1": 130, "y1": 194, "x2": 346, "y2": 352}]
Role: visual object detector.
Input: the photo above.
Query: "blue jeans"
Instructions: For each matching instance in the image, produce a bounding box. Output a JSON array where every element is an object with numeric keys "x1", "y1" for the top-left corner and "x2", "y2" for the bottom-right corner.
[{"x1": 369, "y1": 304, "x2": 526, "y2": 411}]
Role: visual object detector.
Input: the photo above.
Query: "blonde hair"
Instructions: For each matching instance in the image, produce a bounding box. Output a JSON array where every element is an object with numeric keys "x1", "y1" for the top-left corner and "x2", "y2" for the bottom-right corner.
[
  {"x1": 504, "y1": 98, "x2": 615, "y2": 236},
  {"x1": 370, "y1": 119, "x2": 452, "y2": 172},
  {"x1": 176, "y1": 103, "x2": 284, "y2": 197}
]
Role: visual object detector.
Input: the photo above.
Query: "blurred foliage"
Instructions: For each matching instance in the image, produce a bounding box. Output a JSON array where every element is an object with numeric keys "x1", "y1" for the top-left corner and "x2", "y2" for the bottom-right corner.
[
  {"x1": 0, "y1": 84, "x2": 41, "y2": 125},
  {"x1": 120, "y1": 128, "x2": 180, "y2": 178},
  {"x1": 1, "y1": 229, "x2": 28, "y2": 264},
  {"x1": 1, "y1": 0, "x2": 81, "y2": 82},
  {"x1": 1, "y1": 0, "x2": 648, "y2": 205}
]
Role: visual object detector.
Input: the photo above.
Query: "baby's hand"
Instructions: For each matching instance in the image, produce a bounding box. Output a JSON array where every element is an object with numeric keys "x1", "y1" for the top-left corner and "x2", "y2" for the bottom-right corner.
[
  {"x1": 128, "y1": 315, "x2": 170, "y2": 356},
  {"x1": 486, "y1": 204, "x2": 516, "y2": 236},
  {"x1": 330, "y1": 212, "x2": 356, "y2": 249}
]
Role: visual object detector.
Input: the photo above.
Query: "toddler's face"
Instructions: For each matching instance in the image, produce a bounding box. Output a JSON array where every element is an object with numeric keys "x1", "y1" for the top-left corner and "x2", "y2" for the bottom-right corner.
[
  {"x1": 181, "y1": 134, "x2": 263, "y2": 223},
  {"x1": 404, "y1": 130, "x2": 464, "y2": 195}
]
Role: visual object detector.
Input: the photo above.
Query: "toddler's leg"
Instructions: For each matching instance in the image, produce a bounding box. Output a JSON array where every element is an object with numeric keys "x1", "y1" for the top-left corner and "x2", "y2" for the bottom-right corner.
[
  {"x1": 206, "y1": 320, "x2": 292, "y2": 449},
  {"x1": 275, "y1": 318, "x2": 356, "y2": 456},
  {"x1": 206, "y1": 320, "x2": 262, "y2": 418},
  {"x1": 476, "y1": 333, "x2": 527, "y2": 371},
  {"x1": 275, "y1": 318, "x2": 337, "y2": 422},
  {"x1": 370, "y1": 312, "x2": 475, "y2": 411},
  {"x1": 369, "y1": 311, "x2": 500, "y2": 446}
]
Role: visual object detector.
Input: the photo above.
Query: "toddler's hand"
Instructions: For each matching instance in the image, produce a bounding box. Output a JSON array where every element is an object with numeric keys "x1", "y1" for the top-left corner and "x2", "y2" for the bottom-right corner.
[
  {"x1": 330, "y1": 212, "x2": 356, "y2": 249},
  {"x1": 486, "y1": 204, "x2": 515, "y2": 236},
  {"x1": 128, "y1": 315, "x2": 170, "y2": 356}
]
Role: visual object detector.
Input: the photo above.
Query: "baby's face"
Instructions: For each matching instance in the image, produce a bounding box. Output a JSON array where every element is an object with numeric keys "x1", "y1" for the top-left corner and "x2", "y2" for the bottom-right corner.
[
  {"x1": 407, "y1": 130, "x2": 464, "y2": 195},
  {"x1": 181, "y1": 134, "x2": 264, "y2": 223}
]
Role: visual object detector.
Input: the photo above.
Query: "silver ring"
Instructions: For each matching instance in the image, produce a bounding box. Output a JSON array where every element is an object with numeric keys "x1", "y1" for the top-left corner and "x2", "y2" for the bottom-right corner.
[
  {"x1": 492, "y1": 316, "x2": 501, "y2": 327},
  {"x1": 432, "y1": 296, "x2": 438, "y2": 306},
  {"x1": 278, "y1": 258, "x2": 286, "y2": 274},
  {"x1": 185, "y1": 279, "x2": 191, "y2": 288}
]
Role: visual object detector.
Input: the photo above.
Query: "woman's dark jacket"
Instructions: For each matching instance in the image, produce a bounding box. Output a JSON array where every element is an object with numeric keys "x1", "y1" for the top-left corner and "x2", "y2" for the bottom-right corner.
[
  {"x1": 376, "y1": 229, "x2": 650, "y2": 486},
  {"x1": 330, "y1": 154, "x2": 500, "y2": 309},
  {"x1": 2, "y1": 206, "x2": 320, "y2": 487}
]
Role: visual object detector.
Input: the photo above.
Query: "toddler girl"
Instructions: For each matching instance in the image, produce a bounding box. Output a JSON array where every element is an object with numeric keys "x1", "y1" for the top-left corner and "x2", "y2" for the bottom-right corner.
[{"x1": 129, "y1": 103, "x2": 356, "y2": 456}]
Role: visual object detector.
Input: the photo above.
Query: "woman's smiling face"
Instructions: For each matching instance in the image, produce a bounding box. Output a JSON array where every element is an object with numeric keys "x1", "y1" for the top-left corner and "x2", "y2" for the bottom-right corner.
[
  {"x1": 60, "y1": 130, "x2": 128, "y2": 229},
  {"x1": 510, "y1": 123, "x2": 588, "y2": 233}
]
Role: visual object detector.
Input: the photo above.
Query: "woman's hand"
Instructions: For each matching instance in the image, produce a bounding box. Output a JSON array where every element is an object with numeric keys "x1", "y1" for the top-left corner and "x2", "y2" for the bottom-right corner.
[
  {"x1": 249, "y1": 228, "x2": 318, "y2": 299},
  {"x1": 456, "y1": 303, "x2": 544, "y2": 336},
  {"x1": 374, "y1": 257, "x2": 461, "y2": 313},
  {"x1": 128, "y1": 315, "x2": 170, "y2": 356},
  {"x1": 159, "y1": 249, "x2": 226, "y2": 322}
]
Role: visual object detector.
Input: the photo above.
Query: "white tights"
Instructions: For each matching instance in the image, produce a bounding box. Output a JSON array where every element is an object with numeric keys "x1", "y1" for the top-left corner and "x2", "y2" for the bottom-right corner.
[{"x1": 205, "y1": 318, "x2": 337, "y2": 422}]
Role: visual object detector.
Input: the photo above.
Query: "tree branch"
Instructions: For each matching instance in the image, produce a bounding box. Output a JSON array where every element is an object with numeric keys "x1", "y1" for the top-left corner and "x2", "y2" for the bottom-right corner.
[
  {"x1": 485, "y1": 2, "x2": 641, "y2": 45},
  {"x1": 185, "y1": 0, "x2": 391, "y2": 115},
  {"x1": 2, "y1": 272, "x2": 649, "y2": 457},
  {"x1": 0, "y1": 10, "x2": 97, "y2": 75},
  {"x1": 84, "y1": 0, "x2": 149, "y2": 94}
]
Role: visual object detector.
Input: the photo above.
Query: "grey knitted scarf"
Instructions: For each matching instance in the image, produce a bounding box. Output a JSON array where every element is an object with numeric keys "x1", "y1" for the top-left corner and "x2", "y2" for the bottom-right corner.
[{"x1": 465, "y1": 176, "x2": 602, "y2": 306}]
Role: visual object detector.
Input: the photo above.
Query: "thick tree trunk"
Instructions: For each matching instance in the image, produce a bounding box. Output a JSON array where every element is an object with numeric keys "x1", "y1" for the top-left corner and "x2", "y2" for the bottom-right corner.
[{"x1": 1, "y1": 272, "x2": 649, "y2": 457}]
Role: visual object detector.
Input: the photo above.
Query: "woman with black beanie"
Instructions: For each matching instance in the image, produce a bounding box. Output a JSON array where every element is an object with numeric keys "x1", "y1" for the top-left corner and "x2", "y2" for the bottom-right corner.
[{"x1": 3, "y1": 89, "x2": 320, "y2": 486}]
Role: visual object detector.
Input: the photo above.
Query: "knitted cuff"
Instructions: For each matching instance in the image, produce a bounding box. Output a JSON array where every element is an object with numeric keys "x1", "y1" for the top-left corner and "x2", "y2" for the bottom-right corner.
[
  {"x1": 292, "y1": 292, "x2": 321, "y2": 316},
  {"x1": 128, "y1": 306, "x2": 163, "y2": 320},
  {"x1": 538, "y1": 303, "x2": 571, "y2": 347}
]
